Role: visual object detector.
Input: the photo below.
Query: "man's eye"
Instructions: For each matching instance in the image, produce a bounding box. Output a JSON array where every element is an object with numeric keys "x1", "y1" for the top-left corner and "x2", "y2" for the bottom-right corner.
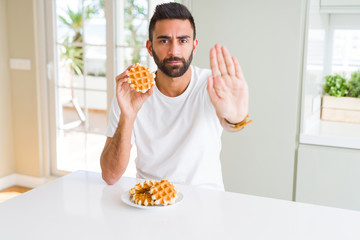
[
  {"x1": 180, "y1": 39, "x2": 187, "y2": 43},
  {"x1": 160, "y1": 40, "x2": 168, "y2": 43}
]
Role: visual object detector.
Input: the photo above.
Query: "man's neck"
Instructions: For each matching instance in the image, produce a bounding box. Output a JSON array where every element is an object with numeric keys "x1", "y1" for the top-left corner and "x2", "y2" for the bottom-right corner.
[{"x1": 155, "y1": 67, "x2": 192, "y2": 97}]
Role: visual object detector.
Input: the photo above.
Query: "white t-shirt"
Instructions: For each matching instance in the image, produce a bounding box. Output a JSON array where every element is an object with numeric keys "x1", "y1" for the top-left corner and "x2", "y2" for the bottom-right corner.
[{"x1": 106, "y1": 65, "x2": 224, "y2": 191}]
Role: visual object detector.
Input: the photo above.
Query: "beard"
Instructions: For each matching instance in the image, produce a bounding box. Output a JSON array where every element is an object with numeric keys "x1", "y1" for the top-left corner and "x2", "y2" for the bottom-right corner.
[{"x1": 152, "y1": 49, "x2": 193, "y2": 78}]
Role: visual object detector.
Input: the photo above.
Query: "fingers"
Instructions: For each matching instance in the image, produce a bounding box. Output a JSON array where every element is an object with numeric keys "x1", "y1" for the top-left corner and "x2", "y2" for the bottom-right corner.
[
  {"x1": 215, "y1": 44, "x2": 227, "y2": 76},
  {"x1": 222, "y1": 46, "x2": 235, "y2": 76},
  {"x1": 210, "y1": 48, "x2": 220, "y2": 77},
  {"x1": 207, "y1": 76, "x2": 224, "y2": 101},
  {"x1": 232, "y1": 56, "x2": 245, "y2": 80},
  {"x1": 145, "y1": 85, "x2": 154, "y2": 97},
  {"x1": 207, "y1": 76, "x2": 214, "y2": 91},
  {"x1": 210, "y1": 44, "x2": 236, "y2": 77},
  {"x1": 116, "y1": 76, "x2": 128, "y2": 84},
  {"x1": 115, "y1": 64, "x2": 136, "y2": 83},
  {"x1": 207, "y1": 76, "x2": 218, "y2": 100}
]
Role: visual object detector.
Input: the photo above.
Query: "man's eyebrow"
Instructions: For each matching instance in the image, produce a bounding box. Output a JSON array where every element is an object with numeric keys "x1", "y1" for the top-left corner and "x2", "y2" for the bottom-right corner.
[
  {"x1": 157, "y1": 35, "x2": 171, "y2": 39},
  {"x1": 177, "y1": 35, "x2": 191, "y2": 39},
  {"x1": 156, "y1": 35, "x2": 191, "y2": 39}
]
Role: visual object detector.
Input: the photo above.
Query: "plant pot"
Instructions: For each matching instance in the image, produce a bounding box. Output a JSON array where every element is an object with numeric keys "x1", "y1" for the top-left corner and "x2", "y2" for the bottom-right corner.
[{"x1": 321, "y1": 95, "x2": 360, "y2": 124}]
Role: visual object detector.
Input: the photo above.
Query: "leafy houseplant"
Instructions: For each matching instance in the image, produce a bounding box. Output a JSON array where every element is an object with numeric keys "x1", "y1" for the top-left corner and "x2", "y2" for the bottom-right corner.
[
  {"x1": 323, "y1": 74, "x2": 348, "y2": 97},
  {"x1": 347, "y1": 71, "x2": 360, "y2": 98},
  {"x1": 321, "y1": 71, "x2": 360, "y2": 124}
]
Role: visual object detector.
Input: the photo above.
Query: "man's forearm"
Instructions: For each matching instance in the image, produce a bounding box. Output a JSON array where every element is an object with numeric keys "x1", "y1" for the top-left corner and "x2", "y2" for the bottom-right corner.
[{"x1": 100, "y1": 114, "x2": 135, "y2": 185}]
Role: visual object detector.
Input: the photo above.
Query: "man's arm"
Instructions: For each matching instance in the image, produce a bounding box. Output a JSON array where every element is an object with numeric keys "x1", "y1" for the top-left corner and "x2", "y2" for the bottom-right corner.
[
  {"x1": 100, "y1": 64, "x2": 153, "y2": 185},
  {"x1": 100, "y1": 114, "x2": 135, "y2": 185},
  {"x1": 207, "y1": 43, "x2": 251, "y2": 132}
]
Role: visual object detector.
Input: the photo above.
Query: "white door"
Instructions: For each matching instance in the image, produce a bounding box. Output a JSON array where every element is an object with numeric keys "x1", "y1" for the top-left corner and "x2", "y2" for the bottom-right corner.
[{"x1": 45, "y1": 0, "x2": 183, "y2": 176}]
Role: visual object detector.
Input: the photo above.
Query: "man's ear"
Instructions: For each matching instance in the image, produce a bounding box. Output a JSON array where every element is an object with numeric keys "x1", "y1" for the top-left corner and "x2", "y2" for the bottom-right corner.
[
  {"x1": 146, "y1": 40, "x2": 153, "y2": 57},
  {"x1": 193, "y1": 39, "x2": 199, "y2": 55}
]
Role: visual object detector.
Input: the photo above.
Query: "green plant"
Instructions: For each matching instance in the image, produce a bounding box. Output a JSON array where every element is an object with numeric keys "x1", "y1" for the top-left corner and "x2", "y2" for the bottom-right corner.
[
  {"x1": 124, "y1": 0, "x2": 147, "y2": 64},
  {"x1": 59, "y1": 7, "x2": 85, "y2": 75},
  {"x1": 323, "y1": 74, "x2": 348, "y2": 97},
  {"x1": 61, "y1": 36, "x2": 83, "y2": 75},
  {"x1": 347, "y1": 71, "x2": 360, "y2": 98},
  {"x1": 59, "y1": 1, "x2": 104, "y2": 75}
]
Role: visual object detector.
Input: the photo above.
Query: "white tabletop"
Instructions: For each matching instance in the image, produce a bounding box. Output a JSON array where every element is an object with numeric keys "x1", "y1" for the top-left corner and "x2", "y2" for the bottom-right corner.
[{"x1": 0, "y1": 171, "x2": 359, "y2": 240}]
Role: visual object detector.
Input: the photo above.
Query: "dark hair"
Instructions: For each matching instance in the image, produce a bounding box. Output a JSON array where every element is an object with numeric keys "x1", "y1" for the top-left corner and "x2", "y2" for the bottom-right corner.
[{"x1": 148, "y1": 2, "x2": 196, "y2": 42}]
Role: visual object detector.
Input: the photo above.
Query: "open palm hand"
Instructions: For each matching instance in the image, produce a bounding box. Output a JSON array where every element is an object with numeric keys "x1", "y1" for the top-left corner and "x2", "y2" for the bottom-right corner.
[{"x1": 207, "y1": 44, "x2": 249, "y2": 124}]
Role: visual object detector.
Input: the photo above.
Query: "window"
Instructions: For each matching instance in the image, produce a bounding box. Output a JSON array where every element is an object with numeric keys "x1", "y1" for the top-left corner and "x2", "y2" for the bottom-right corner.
[
  {"x1": 332, "y1": 29, "x2": 360, "y2": 77},
  {"x1": 300, "y1": 0, "x2": 360, "y2": 149},
  {"x1": 52, "y1": 0, "x2": 107, "y2": 174}
]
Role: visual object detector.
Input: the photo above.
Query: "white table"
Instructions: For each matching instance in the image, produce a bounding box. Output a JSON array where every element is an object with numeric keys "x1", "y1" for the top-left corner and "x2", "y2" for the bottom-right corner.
[{"x1": 0, "y1": 171, "x2": 359, "y2": 240}]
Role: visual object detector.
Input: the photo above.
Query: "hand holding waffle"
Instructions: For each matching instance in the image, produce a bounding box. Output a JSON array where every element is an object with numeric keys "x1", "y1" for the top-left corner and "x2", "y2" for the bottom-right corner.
[
  {"x1": 115, "y1": 63, "x2": 155, "y2": 119},
  {"x1": 207, "y1": 44, "x2": 249, "y2": 126}
]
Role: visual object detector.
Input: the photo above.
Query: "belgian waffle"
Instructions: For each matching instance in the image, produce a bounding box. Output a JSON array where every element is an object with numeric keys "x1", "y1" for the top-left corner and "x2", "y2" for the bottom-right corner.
[
  {"x1": 129, "y1": 180, "x2": 158, "y2": 196},
  {"x1": 131, "y1": 192, "x2": 155, "y2": 206},
  {"x1": 128, "y1": 63, "x2": 155, "y2": 93},
  {"x1": 150, "y1": 180, "x2": 178, "y2": 206},
  {"x1": 129, "y1": 179, "x2": 178, "y2": 206}
]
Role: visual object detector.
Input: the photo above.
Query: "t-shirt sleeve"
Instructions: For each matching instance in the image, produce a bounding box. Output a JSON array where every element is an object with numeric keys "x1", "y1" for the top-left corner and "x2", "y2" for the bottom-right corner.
[{"x1": 105, "y1": 95, "x2": 135, "y2": 144}]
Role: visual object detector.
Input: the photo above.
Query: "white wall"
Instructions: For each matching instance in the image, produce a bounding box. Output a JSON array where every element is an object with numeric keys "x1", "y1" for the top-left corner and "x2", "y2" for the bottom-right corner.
[
  {"x1": 191, "y1": 0, "x2": 306, "y2": 200},
  {"x1": 0, "y1": 0, "x2": 15, "y2": 177}
]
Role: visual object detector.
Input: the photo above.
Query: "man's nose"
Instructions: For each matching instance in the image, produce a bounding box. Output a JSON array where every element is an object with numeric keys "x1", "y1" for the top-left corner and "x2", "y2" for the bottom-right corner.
[{"x1": 168, "y1": 41, "x2": 180, "y2": 56}]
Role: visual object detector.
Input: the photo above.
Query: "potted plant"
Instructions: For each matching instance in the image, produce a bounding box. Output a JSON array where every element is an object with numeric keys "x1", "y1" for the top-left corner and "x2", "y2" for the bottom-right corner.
[
  {"x1": 348, "y1": 71, "x2": 360, "y2": 98},
  {"x1": 321, "y1": 71, "x2": 360, "y2": 124}
]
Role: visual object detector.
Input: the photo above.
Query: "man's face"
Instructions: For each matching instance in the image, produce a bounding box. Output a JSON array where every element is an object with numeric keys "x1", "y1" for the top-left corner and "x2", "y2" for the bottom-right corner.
[
  {"x1": 147, "y1": 19, "x2": 198, "y2": 78},
  {"x1": 152, "y1": 46, "x2": 193, "y2": 78}
]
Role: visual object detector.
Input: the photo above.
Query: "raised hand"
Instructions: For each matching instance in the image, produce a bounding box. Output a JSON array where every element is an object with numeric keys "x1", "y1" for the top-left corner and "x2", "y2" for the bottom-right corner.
[
  {"x1": 207, "y1": 44, "x2": 249, "y2": 124},
  {"x1": 116, "y1": 64, "x2": 154, "y2": 120}
]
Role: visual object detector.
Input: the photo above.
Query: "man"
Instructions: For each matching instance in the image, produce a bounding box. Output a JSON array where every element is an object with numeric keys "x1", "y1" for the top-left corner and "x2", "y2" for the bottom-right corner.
[{"x1": 100, "y1": 2, "x2": 250, "y2": 191}]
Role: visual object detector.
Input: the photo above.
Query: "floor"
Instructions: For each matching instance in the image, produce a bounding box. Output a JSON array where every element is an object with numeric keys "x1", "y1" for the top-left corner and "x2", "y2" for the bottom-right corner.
[
  {"x1": 63, "y1": 107, "x2": 107, "y2": 135},
  {"x1": 0, "y1": 186, "x2": 32, "y2": 203},
  {"x1": 59, "y1": 107, "x2": 137, "y2": 177}
]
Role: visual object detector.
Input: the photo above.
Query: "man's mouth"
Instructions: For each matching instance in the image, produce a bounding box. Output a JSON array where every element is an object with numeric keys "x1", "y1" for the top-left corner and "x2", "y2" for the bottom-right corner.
[
  {"x1": 167, "y1": 61, "x2": 181, "y2": 65},
  {"x1": 164, "y1": 57, "x2": 184, "y2": 66}
]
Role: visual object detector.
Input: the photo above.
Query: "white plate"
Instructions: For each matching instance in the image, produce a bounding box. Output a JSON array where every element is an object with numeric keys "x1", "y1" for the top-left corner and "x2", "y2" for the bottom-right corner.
[{"x1": 121, "y1": 191, "x2": 183, "y2": 209}]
